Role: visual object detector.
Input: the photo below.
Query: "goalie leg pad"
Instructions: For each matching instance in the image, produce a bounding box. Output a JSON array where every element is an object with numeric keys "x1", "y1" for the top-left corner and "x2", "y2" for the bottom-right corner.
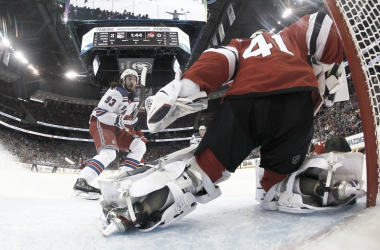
[
  {"x1": 255, "y1": 162, "x2": 265, "y2": 202},
  {"x1": 147, "y1": 143, "x2": 198, "y2": 166},
  {"x1": 260, "y1": 152, "x2": 366, "y2": 213},
  {"x1": 138, "y1": 184, "x2": 198, "y2": 232},
  {"x1": 97, "y1": 157, "x2": 228, "y2": 234}
]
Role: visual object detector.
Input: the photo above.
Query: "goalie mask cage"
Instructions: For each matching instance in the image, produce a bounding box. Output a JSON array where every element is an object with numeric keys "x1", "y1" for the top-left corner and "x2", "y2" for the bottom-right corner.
[{"x1": 324, "y1": 0, "x2": 380, "y2": 207}]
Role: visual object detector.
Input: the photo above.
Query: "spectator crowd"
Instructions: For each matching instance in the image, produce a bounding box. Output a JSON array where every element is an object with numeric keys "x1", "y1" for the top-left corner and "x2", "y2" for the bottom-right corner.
[
  {"x1": 67, "y1": 5, "x2": 150, "y2": 21},
  {"x1": 0, "y1": 75, "x2": 367, "y2": 170}
]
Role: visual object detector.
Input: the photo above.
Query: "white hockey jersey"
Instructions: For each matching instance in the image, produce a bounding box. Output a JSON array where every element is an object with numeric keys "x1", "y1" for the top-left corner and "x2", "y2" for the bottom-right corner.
[{"x1": 91, "y1": 86, "x2": 139, "y2": 126}]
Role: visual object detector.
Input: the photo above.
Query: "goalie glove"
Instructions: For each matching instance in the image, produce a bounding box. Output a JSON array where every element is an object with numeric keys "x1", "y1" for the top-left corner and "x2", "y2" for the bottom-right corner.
[
  {"x1": 146, "y1": 79, "x2": 208, "y2": 133},
  {"x1": 312, "y1": 59, "x2": 347, "y2": 107},
  {"x1": 115, "y1": 114, "x2": 138, "y2": 130}
]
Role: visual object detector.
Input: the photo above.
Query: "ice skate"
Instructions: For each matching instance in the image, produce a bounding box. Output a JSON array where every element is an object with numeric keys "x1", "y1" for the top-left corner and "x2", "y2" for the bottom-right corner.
[
  {"x1": 96, "y1": 203, "x2": 148, "y2": 236},
  {"x1": 73, "y1": 178, "x2": 101, "y2": 200}
]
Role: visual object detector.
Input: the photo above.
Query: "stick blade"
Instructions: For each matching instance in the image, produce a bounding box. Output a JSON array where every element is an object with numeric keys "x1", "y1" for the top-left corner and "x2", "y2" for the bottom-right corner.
[
  {"x1": 65, "y1": 157, "x2": 75, "y2": 165},
  {"x1": 140, "y1": 67, "x2": 147, "y2": 86}
]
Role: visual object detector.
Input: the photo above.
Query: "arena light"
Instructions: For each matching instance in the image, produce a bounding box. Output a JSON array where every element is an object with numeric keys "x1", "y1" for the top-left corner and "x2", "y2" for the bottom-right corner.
[
  {"x1": 2, "y1": 38, "x2": 10, "y2": 47},
  {"x1": 282, "y1": 8, "x2": 292, "y2": 18},
  {"x1": 65, "y1": 71, "x2": 78, "y2": 79},
  {"x1": 15, "y1": 51, "x2": 23, "y2": 59}
]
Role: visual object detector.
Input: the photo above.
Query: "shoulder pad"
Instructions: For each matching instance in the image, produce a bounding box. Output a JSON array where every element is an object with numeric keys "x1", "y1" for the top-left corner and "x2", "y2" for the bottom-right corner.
[{"x1": 115, "y1": 86, "x2": 128, "y2": 98}]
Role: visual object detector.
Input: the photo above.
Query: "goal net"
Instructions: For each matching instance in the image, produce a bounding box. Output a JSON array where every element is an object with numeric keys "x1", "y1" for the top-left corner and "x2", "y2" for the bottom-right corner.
[{"x1": 324, "y1": 0, "x2": 380, "y2": 207}]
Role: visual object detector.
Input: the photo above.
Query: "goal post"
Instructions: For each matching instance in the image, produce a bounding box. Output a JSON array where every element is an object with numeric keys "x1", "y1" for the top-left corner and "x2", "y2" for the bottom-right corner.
[{"x1": 324, "y1": 0, "x2": 380, "y2": 207}]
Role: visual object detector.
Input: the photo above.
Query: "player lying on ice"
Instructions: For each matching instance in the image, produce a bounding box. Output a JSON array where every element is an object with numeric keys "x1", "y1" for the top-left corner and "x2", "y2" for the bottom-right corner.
[{"x1": 95, "y1": 11, "x2": 366, "y2": 236}]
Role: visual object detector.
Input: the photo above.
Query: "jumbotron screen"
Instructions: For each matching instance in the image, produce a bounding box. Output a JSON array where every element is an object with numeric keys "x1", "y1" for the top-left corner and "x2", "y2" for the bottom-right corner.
[
  {"x1": 81, "y1": 27, "x2": 190, "y2": 55},
  {"x1": 94, "y1": 29, "x2": 178, "y2": 47}
]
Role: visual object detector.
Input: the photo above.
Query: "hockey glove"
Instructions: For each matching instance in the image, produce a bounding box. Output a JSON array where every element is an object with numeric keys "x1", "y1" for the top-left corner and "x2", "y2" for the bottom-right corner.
[
  {"x1": 146, "y1": 79, "x2": 208, "y2": 133},
  {"x1": 115, "y1": 114, "x2": 138, "y2": 130},
  {"x1": 313, "y1": 60, "x2": 348, "y2": 107}
]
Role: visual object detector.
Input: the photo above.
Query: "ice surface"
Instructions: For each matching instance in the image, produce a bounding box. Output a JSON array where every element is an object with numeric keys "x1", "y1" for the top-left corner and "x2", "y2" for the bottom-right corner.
[{"x1": 0, "y1": 157, "x2": 379, "y2": 250}]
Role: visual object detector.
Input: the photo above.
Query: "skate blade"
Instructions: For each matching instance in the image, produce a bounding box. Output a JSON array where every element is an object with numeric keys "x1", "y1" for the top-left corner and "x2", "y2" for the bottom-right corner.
[
  {"x1": 96, "y1": 216, "x2": 119, "y2": 237},
  {"x1": 73, "y1": 190, "x2": 100, "y2": 200}
]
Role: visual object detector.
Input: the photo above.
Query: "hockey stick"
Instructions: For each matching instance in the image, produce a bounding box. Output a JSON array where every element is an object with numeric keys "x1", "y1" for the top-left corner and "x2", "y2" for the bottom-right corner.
[
  {"x1": 132, "y1": 66, "x2": 147, "y2": 120},
  {"x1": 65, "y1": 157, "x2": 75, "y2": 165}
]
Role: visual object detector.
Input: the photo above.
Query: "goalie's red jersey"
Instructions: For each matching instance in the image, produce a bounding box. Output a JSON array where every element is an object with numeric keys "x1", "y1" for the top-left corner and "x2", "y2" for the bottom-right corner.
[{"x1": 183, "y1": 13, "x2": 343, "y2": 99}]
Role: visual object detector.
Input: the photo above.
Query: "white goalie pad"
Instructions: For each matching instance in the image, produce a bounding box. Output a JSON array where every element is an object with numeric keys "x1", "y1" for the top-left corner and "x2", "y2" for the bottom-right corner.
[
  {"x1": 260, "y1": 152, "x2": 365, "y2": 213},
  {"x1": 98, "y1": 162, "x2": 186, "y2": 208},
  {"x1": 97, "y1": 157, "x2": 224, "y2": 234},
  {"x1": 138, "y1": 184, "x2": 198, "y2": 232},
  {"x1": 255, "y1": 159, "x2": 265, "y2": 203},
  {"x1": 147, "y1": 144, "x2": 198, "y2": 167}
]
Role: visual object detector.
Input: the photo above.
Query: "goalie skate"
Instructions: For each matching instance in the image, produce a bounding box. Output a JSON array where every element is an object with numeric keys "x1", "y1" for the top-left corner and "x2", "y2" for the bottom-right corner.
[
  {"x1": 96, "y1": 213, "x2": 120, "y2": 237},
  {"x1": 146, "y1": 91, "x2": 208, "y2": 133},
  {"x1": 96, "y1": 206, "x2": 134, "y2": 237}
]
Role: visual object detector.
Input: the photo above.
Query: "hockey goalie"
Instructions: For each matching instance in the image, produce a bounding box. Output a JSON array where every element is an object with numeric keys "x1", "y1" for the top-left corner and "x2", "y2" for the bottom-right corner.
[{"x1": 95, "y1": 11, "x2": 365, "y2": 236}]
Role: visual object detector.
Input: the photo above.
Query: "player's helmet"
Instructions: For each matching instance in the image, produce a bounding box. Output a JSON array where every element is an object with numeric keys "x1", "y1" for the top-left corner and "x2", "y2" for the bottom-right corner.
[
  {"x1": 199, "y1": 125, "x2": 206, "y2": 137},
  {"x1": 120, "y1": 69, "x2": 139, "y2": 89},
  {"x1": 250, "y1": 29, "x2": 269, "y2": 39}
]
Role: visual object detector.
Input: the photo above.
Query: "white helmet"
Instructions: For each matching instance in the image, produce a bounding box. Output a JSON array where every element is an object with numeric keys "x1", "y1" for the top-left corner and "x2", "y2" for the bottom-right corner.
[
  {"x1": 120, "y1": 69, "x2": 139, "y2": 86},
  {"x1": 250, "y1": 29, "x2": 268, "y2": 39},
  {"x1": 199, "y1": 125, "x2": 206, "y2": 131}
]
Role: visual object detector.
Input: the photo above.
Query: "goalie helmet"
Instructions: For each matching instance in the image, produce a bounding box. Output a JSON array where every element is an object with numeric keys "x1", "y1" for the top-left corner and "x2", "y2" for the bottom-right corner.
[
  {"x1": 120, "y1": 69, "x2": 139, "y2": 91},
  {"x1": 250, "y1": 29, "x2": 269, "y2": 39}
]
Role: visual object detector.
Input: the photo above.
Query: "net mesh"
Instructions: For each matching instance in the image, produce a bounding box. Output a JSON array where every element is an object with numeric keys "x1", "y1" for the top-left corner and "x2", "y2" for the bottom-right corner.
[{"x1": 335, "y1": 0, "x2": 380, "y2": 191}]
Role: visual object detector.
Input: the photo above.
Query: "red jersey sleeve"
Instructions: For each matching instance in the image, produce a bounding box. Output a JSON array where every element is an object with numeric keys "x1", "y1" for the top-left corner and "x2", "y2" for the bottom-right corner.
[
  {"x1": 182, "y1": 45, "x2": 240, "y2": 94},
  {"x1": 286, "y1": 12, "x2": 343, "y2": 64}
]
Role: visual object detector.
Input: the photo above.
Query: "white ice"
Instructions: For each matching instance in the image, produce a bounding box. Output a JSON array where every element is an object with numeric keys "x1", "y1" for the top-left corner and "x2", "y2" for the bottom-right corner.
[{"x1": 0, "y1": 152, "x2": 379, "y2": 250}]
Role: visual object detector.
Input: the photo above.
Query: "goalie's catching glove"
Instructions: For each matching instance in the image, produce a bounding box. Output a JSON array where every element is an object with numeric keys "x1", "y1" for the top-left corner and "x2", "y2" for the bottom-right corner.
[{"x1": 146, "y1": 78, "x2": 208, "y2": 133}]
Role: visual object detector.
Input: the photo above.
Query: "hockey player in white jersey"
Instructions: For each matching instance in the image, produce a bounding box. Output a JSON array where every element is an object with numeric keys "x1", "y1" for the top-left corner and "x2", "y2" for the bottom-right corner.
[
  {"x1": 73, "y1": 69, "x2": 147, "y2": 199},
  {"x1": 190, "y1": 125, "x2": 206, "y2": 146}
]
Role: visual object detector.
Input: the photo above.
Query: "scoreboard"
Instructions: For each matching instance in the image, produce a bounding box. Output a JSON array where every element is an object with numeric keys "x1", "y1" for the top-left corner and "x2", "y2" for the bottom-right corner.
[
  {"x1": 81, "y1": 27, "x2": 190, "y2": 54},
  {"x1": 93, "y1": 30, "x2": 179, "y2": 47}
]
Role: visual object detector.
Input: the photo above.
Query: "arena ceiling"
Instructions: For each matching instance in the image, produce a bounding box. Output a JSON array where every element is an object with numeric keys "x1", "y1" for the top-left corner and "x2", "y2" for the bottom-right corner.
[{"x1": 0, "y1": 0, "x2": 323, "y2": 95}]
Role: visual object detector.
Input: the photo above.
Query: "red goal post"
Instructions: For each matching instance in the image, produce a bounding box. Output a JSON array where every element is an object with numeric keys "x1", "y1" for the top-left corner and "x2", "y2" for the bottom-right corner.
[{"x1": 324, "y1": 0, "x2": 379, "y2": 207}]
